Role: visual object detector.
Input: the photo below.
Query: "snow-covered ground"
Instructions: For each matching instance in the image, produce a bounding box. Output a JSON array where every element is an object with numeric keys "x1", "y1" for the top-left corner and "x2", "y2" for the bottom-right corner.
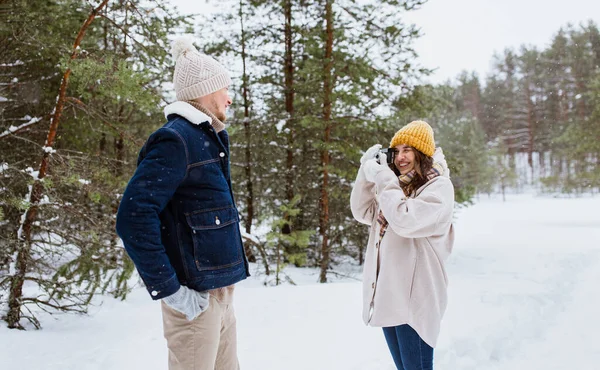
[{"x1": 2, "y1": 193, "x2": 600, "y2": 369}]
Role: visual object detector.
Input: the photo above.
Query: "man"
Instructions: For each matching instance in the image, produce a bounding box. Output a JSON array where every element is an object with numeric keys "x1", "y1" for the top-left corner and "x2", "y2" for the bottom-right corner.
[{"x1": 116, "y1": 37, "x2": 249, "y2": 370}]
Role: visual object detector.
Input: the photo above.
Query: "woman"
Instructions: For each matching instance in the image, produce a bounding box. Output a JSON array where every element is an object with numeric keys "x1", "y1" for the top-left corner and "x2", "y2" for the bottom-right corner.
[{"x1": 350, "y1": 120, "x2": 454, "y2": 370}]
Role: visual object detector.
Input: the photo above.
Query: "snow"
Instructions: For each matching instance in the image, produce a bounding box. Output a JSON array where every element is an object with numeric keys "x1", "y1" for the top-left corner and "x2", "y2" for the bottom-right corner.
[
  {"x1": 1, "y1": 194, "x2": 600, "y2": 369},
  {"x1": 0, "y1": 61, "x2": 24, "y2": 67},
  {"x1": 240, "y1": 229, "x2": 260, "y2": 245},
  {"x1": 38, "y1": 195, "x2": 51, "y2": 205},
  {"x1": 0, "y1": 116, "x2": 42, "y2": 138},
  {"x1": 24, "y1": 166, "x2": 39, "y2": 179},
  {"x1": 25, "y1": 116, "x2": 42, "y2": 125},
  {"x1": 16, "y1": 184, "x2": 34, "y2": 240},
  {"x1": 78, "y1": 179, "x2": 91, "y2": 185},
  {"x1": 276, "y1": 119, "x2": 286, "y2": 132},
  {"x1": 43, "y1": 146, "x2": 57, "y2": 154},
  {"x1": 7, "y1": 251, "x2": 19, "y2": 276}
]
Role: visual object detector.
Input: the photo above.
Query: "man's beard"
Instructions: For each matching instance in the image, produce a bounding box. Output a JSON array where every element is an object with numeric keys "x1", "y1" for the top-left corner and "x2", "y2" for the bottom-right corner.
[{"x1": 210, "y1": 97, "x2": 227, "y2": 122}]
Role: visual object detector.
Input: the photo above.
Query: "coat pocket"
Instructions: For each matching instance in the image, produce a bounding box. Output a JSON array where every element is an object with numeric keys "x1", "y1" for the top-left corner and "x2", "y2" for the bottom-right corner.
[{"x1": 185, "y1": 206, "x2": 242, "y2": 272}]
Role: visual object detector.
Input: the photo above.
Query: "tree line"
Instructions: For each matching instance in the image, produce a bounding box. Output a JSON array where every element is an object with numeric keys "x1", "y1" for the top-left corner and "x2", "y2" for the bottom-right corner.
[{"x1": 429, "y1": 20, "x2": 600, "y2": 196}]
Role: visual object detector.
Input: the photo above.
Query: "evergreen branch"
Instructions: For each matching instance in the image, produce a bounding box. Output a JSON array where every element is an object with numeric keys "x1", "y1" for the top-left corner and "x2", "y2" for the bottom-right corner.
[
  {"x1": 0, "y1": 128, "x2": 48, "y2": 150},
  {"x1": 65, "y1": 97, "x2": 144, "y2": 147},
  {"x1": 97, "y1": 13, "x2": 165, "y2": 65},
  {"x1": 127, "y1": 2, "x2": 161, "y2": 30},
  {"x1": 22, "y1": 297, "x2": 88, "y2": 313},
  {"x1": 55, "y1": 148, "x2": 129, "y2": 165},
  {"x1": 337, "y1": 4, "x2": 382, "y2": 32},
  {"x1": 37, "y1": 210, "x2": 103, "y2": 232},
  {"x1": 36, "y1": 226, "x2": 117, "y2": 251},
  {"x1": 20, "y1": 305, "x2": 41, "y2": 329},
  {"x1": 326, "y1": 269, "x2": 361, "y2": 281},
  {"x1": 0, "y1": 275, "x2": 11, "y2": 286}
]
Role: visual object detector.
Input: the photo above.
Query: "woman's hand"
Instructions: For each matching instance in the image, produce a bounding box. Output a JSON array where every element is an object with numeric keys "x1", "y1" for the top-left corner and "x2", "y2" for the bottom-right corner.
[
  {"x1": 360, "y1": 144, "x2": 382, "y2": 165},
  {"x1": 363, "y1": 158, "x2": 391, "y2": 183}
]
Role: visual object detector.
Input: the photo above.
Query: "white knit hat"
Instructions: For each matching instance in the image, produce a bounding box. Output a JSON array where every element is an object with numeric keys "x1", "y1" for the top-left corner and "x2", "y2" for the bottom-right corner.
[{"x1": 171, "y1": 37, "x2": 232, "y2": 101}]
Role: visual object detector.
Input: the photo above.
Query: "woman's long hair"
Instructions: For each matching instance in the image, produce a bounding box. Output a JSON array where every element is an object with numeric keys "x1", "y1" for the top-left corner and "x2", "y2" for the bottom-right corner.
[{"x1": 396, "y1": 148, "x2": 434, "y2": 196}]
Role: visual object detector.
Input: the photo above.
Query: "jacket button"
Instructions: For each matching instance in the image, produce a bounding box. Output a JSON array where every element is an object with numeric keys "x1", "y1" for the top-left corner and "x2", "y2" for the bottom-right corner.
[
  {"x1": 371, "y1": 282, "x2": 375, "y2": 289},
  {"x1": 151, "y1": 290, "x2": 158, "y2": 297},
  {"x1": 219, "y1": 152, "x2": 225, "y2": 157},
  {"x1": 376, "y1": 242, "x2": 379, "y2": 249},
  {"x1": 215, "y1": 217, "x2": 221, "y2": 225}
]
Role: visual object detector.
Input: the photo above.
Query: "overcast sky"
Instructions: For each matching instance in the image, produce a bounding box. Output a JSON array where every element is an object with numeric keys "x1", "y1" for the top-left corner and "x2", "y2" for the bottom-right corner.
[
  {"x1": 406, "y1": 0, "x2": 600, "y2": 83},
  {"x1": 169, "y1": 0, "x2": 600, "y2": 84}
]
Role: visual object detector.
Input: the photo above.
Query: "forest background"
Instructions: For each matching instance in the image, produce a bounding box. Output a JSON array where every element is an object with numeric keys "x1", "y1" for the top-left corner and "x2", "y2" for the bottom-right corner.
[{"x1": 1, "y1": 0, "x2": 599, "y2": 329}]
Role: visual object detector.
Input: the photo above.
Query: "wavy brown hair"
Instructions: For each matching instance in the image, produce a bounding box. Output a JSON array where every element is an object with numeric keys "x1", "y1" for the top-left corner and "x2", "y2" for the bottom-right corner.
[{"x1": 393, "y1": 147, "x2": 434, "y2": 197}]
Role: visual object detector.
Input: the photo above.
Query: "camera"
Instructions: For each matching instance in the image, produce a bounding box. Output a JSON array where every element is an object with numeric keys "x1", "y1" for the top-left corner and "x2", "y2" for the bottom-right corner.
[{"x1": 376, "y1": 148, "x2": 397, "y2": 165}]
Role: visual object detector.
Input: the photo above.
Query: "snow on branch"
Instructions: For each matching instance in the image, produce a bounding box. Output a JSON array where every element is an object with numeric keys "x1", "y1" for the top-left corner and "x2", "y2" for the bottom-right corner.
[
  {"x1": 0, "y1": 116, "x2": 43, "y2": 139},
  {"x1": 240, "y1": 229, "x2": 261, "y2": 246},
  {"x1": 43, "y1": 146, "x2": 57, "y2": 154},
  {"x1": 0, "y1": 61, "x2": 25, "y2": 67}
]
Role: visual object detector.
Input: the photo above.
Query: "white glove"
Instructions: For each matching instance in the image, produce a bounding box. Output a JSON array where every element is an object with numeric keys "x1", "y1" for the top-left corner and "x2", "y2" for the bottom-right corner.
[
  {"x1": 360, "y1": 144, "x2": 382, "y2": 165},
  {"x1": 163, "y1": 285, "x2": 210, "y2": 321},
  {"x1": 363, "y1": 158, "x2": 389, "y2": 183}
]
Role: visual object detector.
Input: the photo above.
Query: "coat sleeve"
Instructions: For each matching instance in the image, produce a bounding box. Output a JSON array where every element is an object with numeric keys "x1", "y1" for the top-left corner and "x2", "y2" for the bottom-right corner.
[
  {"x1": 350, "y1": 164, "x2": 379, "y2": 226},
  {"x1": 116, "y1": 127, "x2": 187, "y2": 300},
  {"x1": 374, "y1": 170, "x2": 454, "y2": 238}
]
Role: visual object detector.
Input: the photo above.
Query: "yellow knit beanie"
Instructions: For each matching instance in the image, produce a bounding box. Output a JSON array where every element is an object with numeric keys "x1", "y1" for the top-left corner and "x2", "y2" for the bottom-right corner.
[{"x1": 389, "y1": 120, "x2": 435, "y2": 157}]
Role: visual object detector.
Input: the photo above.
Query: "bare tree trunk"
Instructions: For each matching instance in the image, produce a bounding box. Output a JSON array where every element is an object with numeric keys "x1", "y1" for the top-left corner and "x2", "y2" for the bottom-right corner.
[
  {"x1": 239, "y1": 0, "x2": 256, "y2": 262},
  {"x1": 114, "y1": 134, "x2": 124, "y2": 176},
  {"x1": 538, "y1": 150, "x2": 545, "y2": 178},
  {"x1": 282, "y1": 0, "x2": 295, "y2": 236},
  {"x1": 319, "y1": 0, "x2": 334, "y2": 284},
  {"x1": 358, "y1": 244, "x2": 364, "y2": 266},
  {"x1": 276, "y1": 242, "x2": 281, "y2": 286},
  {"x1": 525, "y1": 81, "x2": 535, "y2": 180},
  {"x1": 7, "y1": 0, "x2": 110, "y2": 329}
]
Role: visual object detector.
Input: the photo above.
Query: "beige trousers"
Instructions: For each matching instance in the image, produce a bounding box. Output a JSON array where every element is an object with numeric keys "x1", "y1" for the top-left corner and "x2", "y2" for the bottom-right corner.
[{"x1": 161, "y1": 295, "x2": 240, "y2": 370}]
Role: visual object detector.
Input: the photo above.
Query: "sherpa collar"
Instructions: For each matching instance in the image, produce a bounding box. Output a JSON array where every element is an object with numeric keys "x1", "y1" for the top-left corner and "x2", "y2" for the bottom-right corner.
[{"x1": 163, "y1": 101, "x2": 227, "y2": 133}]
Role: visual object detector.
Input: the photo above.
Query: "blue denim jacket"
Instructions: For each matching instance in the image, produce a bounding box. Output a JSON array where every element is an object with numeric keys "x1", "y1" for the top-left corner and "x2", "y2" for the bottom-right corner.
[{"x1": 116, "y1": 102, "x2": 249, "y2": 300}]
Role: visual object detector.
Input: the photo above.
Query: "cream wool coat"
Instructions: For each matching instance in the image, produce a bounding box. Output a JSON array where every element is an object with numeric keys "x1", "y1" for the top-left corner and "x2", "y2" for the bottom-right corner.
[{"x1": 350, "y1": 162, "x2": 455, "y2": 348}]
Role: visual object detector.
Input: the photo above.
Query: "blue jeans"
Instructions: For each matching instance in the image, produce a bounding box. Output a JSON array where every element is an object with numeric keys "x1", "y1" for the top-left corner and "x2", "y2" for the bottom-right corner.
[{"x1": 383, "y1": 324, "x2": 434, "y2": 370}]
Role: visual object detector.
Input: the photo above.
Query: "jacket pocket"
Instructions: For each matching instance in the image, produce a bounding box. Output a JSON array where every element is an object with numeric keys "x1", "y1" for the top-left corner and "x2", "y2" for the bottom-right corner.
[{"x1": 185, "y1": 206, "x2": 242, "y2": 272}]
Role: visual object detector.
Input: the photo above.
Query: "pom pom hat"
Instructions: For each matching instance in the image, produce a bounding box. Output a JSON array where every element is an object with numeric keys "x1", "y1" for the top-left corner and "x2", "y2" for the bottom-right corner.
[
  {"x1": 171, "y1": 37, "x2": 232, "y2": 101},
  {"x1": 389, "y1": 120, "x2": 436, "y2": 157}
]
